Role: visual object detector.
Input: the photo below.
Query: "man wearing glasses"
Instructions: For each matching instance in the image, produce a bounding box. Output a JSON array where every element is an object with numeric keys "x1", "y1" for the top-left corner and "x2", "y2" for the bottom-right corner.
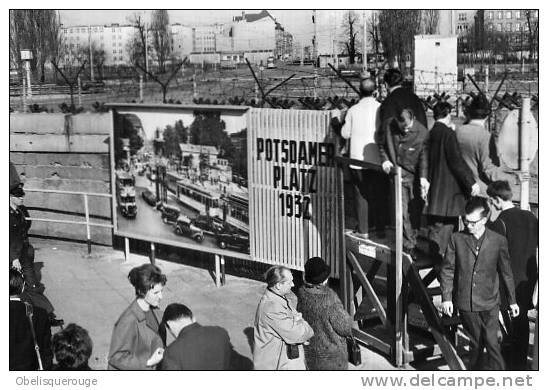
[{"x1": 440, "y1": 197, "x2": 518, "y2": 370}]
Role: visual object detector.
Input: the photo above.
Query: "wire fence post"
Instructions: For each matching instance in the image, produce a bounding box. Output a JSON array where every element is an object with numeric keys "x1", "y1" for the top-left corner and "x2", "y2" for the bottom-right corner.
[
  {"x1": 83, "y1": 193, "x2": 91, "y2": 255},
  {"x1": 150, "y1": 242, "x2": 156, "y2": 265},
  {"x1": 78, "y1": 76, "x2": 82, "y2": 107},
  {"x1": 139, "y1": 75, "x2": 144, "y2": 103},
  {"x1": 22, "y1": 77, "x2": 27, "y2": 113}
]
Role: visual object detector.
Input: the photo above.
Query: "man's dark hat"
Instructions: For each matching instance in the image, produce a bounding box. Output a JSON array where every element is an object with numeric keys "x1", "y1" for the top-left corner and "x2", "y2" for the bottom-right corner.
[
  {"x1": 10, "y1": 162, "x2": 21, "y2": 192},
  {"x1": 10, "y1": 183, "x2": 25, "y2": 197},
  {"x1": 466, "y1": 94, "x2": 491, "y2": 119},
  {"x1": 304, "y1": 257, "x2": 331, "y2": 285}
]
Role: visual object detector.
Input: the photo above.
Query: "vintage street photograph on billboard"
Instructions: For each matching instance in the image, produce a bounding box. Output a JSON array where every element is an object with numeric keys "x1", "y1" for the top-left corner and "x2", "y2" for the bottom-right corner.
[{"x1": 110, "y1": 104, "x2": 251, "y2": 258}]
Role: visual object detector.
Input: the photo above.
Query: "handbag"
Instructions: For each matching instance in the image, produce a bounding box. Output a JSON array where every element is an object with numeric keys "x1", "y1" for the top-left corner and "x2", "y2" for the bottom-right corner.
[
  {"x1": 24, "y1": 302, "x2": 44, "y2": 371},
  {"x1": 347, "y1": 336, "x2": 361, "y2": 366}
]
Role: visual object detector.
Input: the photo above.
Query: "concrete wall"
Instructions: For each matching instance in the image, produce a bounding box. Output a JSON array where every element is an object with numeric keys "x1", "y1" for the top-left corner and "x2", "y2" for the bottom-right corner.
[{"x1": 10, "y1": 112, "x2": 113, "y2": 245}]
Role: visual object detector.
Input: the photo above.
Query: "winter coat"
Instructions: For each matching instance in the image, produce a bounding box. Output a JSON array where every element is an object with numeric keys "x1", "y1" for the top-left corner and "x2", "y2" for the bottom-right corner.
[
  {"x1": 426, "y1": 121, "x2": 476, "y2": 217},
  {"x1": 297, "y1": 284, "x2": 353, "y2": 370},
  {"x1": 108, "y1": 300, "x2": 164, "y2": 370},
  {"x1": 253, "y1": 289, "x2": 314, "y2": 370}
]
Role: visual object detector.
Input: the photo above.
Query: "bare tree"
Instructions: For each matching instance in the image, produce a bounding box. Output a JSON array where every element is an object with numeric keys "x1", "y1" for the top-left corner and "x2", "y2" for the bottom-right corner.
[
  {"x1": 367, "y1": 13, "x2": 382, "y2": 63},
  {"x1": 341, "y1": 11, "x2": 361, "y2": 65},
  {"x1": 127, "y1": 13, "x2": 149, "y2": 79},
  {"x1": 9, "y1": 10, "x2": 62, "y2": 82},
  {"x1": 524, "y1": 10, "x2": 538, "y2": 63},
  {"x1": 78, "y1": 43, "x2": 107, "y2": 80},
  {"x1": 420, "y1": 10, "x2": 439, "y2": 34},
  {"x1": 134, "y1": 59, "x2": 186, "y2": 103},
  {"x1": 51, "y1": 46, "x2": 87, "y2": 108},
  {"x1": 150, "y1": 10, "x2": 171, "y2": 73},
  {"x1": 378, "y1": 10, "x2": 421, "y2": 67}
]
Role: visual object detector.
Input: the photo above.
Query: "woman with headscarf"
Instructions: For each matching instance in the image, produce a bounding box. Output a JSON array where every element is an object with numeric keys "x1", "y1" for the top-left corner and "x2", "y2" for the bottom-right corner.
[{"x1": 297, "y1": 257, "x2": 354, "y2": 370}]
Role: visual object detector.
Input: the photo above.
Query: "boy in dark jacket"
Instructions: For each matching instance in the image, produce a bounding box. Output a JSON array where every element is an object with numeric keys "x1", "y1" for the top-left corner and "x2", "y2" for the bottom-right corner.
[{"x1": 376, "y1": 108, "x2": 429, "y2": 258}]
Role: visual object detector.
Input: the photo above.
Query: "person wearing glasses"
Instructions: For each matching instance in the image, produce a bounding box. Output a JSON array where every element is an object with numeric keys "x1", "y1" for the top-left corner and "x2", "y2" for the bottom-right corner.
[
  {"x1": 440, "y1": 197, "x2": 518, "y2": 370},
  {"x1": 253, "y1": 265, "x2": 314, "y2": 370}
]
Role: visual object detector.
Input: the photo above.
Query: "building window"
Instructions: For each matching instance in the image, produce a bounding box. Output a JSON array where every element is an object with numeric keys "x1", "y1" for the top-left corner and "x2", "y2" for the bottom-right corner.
[
  {"x1": 498, "y1": 11, "x2": 503, "y2": 19},
  {"x1": 515, "y1": 11, "x2": 521, "y2": 19},
  {"x1": 113, "y1": 50, "x2": 117, "y2": 54},
  {"x1": 506, "y1": 11, "x2": 512, "y2": 19},
  {"x1": 497, "y1": 23, "x2": 502, "y2": 31},
  {"x1": 458, "y1": 13, "x2": 467, "y2": 21},
  {"x1": 516, "y1": 23, "x2": 521, "y2": 31},
  {"x1": 507, "y1": 23, "x2": 512, "y2": 32},
  {"x1": 488, "y1": 11, "x2": 494, "y2": 19},
  {"x1": 113, "y1": 56, "x2": 117, "y2": 61},
  {"x1": 112, "y1": 28, "x2": 115, "y2": 32},
  {"x1": 119, "y1": 49, "x2": 122, "y2": 54}
]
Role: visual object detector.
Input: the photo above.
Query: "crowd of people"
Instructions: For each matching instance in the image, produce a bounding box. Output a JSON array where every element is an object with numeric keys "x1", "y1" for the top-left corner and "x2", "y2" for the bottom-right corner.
[
  {"x1": 9, "y1": 68, "x2": 537, "y2": 371},
  {"x1": 342, "y1": 68, "x2": 538, "y2": 370}
]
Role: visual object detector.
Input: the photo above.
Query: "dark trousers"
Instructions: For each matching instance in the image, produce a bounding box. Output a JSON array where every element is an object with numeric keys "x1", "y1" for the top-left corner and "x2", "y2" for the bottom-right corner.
[
  {"x1": 20, "y1": 242, "x2": 41, "y2": 289},
  {"x1": 460, "y1": 306, "x2": 505, "y2": 370},
  {"x1": 501, "y1": 283, "x2": 534, "y2": 370},
  {"x1": 350, "y1": 169, "x2": 389, "y2": 234},
  {"x1": 400, "y1": 177, "x2": 424, "y2": 250}
]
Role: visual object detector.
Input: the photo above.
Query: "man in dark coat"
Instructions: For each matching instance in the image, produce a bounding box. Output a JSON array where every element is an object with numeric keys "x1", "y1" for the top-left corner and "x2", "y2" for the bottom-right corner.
[
  {"x1": 376, "y1": 108, "x2": 429, "y2": 257},
  {"x1": 426, "y1": 102, "x2": 479, "y2": 256},
  {"x1": 440, "y1": 197, "x2": 518, "y2": 370},
  {"x1": 487, "y1": 180, "x2": 538, "y2": 370},
  {"x1": 10, "y1": 269, "x2": 53, "y2": 370},
  {"x1": 161, "y1": 304, "x2": 233, "y2": 370},
  {"x1": 380, "y1": 68, "x2": 427, "y2": 129}
]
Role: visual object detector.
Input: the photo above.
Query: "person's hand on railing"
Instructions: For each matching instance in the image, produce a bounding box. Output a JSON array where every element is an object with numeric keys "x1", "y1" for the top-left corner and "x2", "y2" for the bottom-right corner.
[
  {"x1": 11, "y1": 259, "x2": 22, "y2": 272},
  {"x1": 471, "y1": 183, "x2": 480, "y2": 196},
  {"x1": 420, "y1": 178, "x2": 430, "y2": 200},
  {"x1": 381, "y1": 160, "x2": 394, "y2": 174},
  {"x1": 440, "y1": 301, "x2": 453, "y2": 317}
]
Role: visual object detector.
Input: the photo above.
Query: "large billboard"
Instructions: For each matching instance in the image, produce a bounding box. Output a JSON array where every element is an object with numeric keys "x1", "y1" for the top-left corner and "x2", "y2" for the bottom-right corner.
[
  {"x1": 108, "y1": 104, "x2": 342, "y2": 271},
  {"x1": 109, "y1": 103, "x2": 251, "y2": 259}
]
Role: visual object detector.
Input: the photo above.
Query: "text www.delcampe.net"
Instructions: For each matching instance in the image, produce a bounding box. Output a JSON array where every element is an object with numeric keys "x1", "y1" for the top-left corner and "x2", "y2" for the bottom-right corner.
[{"x1": 361, "y1": 374, "x2": 534, "y2": 389}]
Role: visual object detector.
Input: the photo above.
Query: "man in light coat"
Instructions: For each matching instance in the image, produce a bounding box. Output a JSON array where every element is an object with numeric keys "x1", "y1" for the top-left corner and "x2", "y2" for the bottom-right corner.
[
  {"x1": 341, "y1": 78, "x2": 388, "y2": 239},
  {"x1": 253, "y1": 266, "x2": 314, "y2": 370}
]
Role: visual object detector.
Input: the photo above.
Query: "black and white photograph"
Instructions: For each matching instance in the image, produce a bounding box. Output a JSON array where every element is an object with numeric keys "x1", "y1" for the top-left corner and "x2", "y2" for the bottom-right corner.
[{"x1": 8, "y1": 6, "x2": 540, "y2": 386}]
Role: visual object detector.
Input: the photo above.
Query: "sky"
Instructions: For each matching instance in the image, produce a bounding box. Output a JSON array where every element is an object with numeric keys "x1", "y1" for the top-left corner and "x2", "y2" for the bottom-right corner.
[{"x1": 58, "y1": 10, "x2": 322, "y2": 44}]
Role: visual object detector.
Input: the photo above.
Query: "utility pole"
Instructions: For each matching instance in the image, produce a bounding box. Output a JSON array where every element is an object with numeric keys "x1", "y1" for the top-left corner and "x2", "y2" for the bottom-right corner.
[
  {"x1": 362, "y1": 11, "x2": 367, "y2": 73},
  {"x1": 145, "y1": 26, "x2": 149, "y2": 77},
  {"x1": 312, "y1": 10, "x2": 317, "y2": 66},
  {"x1": 89, "y1": 25, "x2": 94, "y2": 81}
]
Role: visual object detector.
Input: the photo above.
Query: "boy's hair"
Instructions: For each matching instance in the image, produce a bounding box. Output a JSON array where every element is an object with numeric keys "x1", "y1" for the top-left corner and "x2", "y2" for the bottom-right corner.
[
  {"x1": 486, "y1": 180, "x2": 513, "y2": 202},
  {"x1": 465, "y1": 196, "x2": 489, "y2": 218}
]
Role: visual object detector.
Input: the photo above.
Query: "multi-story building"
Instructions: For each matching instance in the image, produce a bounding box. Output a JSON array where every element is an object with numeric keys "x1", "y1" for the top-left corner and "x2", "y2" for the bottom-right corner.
[
  {"x1": 61, "y1": 23, "x2": 136, "y2": 66},
  {"x1": 171, "y1": 24, "x2": 193, "y2": 60}
]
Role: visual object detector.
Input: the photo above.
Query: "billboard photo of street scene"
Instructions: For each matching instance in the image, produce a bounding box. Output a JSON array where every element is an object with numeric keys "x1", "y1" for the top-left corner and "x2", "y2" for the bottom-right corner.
[{"x1": 111, "y1": 105, "x2": 250, "y2": 258}]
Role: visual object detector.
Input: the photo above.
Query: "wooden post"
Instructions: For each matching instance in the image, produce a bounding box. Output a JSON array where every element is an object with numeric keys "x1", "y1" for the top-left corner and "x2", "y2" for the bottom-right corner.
[
  {"x1": 139, "y1": 75, "x2": 144, "y2": 103},
  {"x1": 393, "y1": 167, "x2": 404, "y2": 367},
  {"x1": 214, "y1": 254, "x2": 221, "y2": 287},
  {"x1": 124, "y1": 237, "x2": 130, "y2": 262},
  {"x1": 22, "y1": 77, "x2": 27, "y2": 113},
  {"x1": 519, "y1": 97, "x2": 532, "y2": 211},
  {"x1": 78, "y1": 76, "x2": 82, "y2": 107},
  {"x1": 150, "y1": 242, "x2": 156, "y2": 265},
  {"x1": 84, "y1": 194, "x2": 91, "y2": 255},
  {"x1": 220, "y1": 255, "x2": 226, "y2": 286},
  {"x1": 338, "y1": 164, "x2": 349, "y2": 310}
]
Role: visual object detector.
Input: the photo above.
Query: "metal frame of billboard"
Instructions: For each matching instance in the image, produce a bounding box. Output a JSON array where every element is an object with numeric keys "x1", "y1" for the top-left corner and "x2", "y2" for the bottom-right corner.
[{"x1": 107, "y1": 103, "x2": 253, "y2": 261}]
